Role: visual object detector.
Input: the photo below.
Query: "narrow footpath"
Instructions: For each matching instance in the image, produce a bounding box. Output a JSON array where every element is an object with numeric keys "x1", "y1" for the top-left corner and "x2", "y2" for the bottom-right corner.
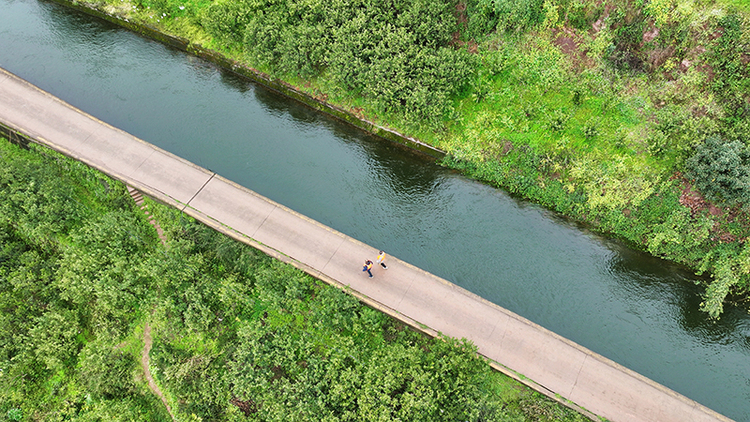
[
  {"x1": 141, "y1": 322, "x2": 174, "y2": 420},
  {"x1": 126, "y1": 185, "x2": 174, "y2": 420},
  {"x1": 0, "y1": 67, "x2": 733, "y2": 422}
]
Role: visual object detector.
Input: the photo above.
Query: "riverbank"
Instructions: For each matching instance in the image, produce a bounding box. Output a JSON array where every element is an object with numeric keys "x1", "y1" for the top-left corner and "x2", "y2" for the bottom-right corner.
[{"x1": 42, "y1": 0, "x2": 750, "y2": 319}]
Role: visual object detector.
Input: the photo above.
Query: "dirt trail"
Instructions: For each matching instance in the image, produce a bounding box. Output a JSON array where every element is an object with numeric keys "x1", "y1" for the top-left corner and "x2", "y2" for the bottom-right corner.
[
  {"x1": 142, "y1": 322, "x2": 175, "y2": 421},
  {"x1": 128, "y1": 186, "x2": 173, "y2": 419}
]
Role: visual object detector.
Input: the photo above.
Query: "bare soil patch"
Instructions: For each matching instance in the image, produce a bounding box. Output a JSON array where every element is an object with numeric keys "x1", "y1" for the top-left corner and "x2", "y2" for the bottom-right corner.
[{"x1": 552, "y1": 28, "x2": 595, "y2": 72}]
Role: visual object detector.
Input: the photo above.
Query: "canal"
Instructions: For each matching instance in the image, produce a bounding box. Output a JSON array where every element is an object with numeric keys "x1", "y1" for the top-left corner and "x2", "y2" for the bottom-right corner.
[{"x1": 0, "y1": 0, "x2": 748, "y2": 419}]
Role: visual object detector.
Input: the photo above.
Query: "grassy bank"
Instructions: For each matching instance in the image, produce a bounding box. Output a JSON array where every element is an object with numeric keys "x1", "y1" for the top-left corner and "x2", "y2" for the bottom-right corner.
[
  {"x1": 0, "y1": 137, "x2": 594, "y2": 419},
  {"x1": 54, "y1": 0, "x2": 750, "y2": 318}
]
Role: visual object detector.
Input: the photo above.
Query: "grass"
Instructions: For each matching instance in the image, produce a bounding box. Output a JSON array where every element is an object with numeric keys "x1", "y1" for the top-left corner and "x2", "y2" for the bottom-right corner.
[{"x1": 720, "y1": 0, "x2": 750, "y2": 12}]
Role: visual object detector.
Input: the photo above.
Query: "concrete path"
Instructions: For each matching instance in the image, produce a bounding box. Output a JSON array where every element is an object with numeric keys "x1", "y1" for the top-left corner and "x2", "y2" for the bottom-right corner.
[{"x1": 0, "y1": 67, "x2": 733, "y2": 422}]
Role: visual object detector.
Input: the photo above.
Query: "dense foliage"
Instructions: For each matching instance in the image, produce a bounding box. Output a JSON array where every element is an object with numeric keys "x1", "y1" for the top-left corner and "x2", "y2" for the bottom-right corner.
[
  {"x1": 194, "y1": 0, "x2": 475, "y2": 126},
  {"x1": 446, "y1": 0, "x2": 750, "y2": 318},
  {"x1": 1, "y1": 138, "x2": 588, "y2": 420},
  {"x1": 0, "y1": 139, "x2": 168, "y2": 420},
  {"x1": 687, "y1": 136, "x2": 750, "y2": 205}
]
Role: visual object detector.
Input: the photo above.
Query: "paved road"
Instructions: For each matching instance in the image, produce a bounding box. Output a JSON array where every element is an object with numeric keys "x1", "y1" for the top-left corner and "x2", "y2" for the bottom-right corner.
[{"x1": 0, "y1": 67, "x2": 733, "y2": 422}]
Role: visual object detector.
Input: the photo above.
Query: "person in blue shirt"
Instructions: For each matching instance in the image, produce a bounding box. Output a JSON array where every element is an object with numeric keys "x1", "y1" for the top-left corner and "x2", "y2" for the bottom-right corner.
[{"x1": 363, "y1": 260, "x2": 374, "y2": 278}]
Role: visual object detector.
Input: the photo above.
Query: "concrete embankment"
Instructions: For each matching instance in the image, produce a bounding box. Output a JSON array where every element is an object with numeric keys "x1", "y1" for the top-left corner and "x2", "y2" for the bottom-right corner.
[{"x1": 0, "y1": 67, "x2": 733, "y2": 422}]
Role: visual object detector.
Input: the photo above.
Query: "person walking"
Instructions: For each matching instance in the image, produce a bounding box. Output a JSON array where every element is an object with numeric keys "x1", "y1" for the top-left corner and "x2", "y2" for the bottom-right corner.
[
  {"x1": 363, "y1": 260, "x2": 374, "y2": 278},
  {"x1": 376, "y1": 250, "x2": 388, "y2": 269}
]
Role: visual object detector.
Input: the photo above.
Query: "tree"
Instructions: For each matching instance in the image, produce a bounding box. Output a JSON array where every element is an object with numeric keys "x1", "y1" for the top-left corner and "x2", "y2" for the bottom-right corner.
[
  {"x1": 78, "y1": 340, "x2": 136, "y2": 400},
  {"x1": 686, "y1": 136, "x2": 750, "y2": 206}
]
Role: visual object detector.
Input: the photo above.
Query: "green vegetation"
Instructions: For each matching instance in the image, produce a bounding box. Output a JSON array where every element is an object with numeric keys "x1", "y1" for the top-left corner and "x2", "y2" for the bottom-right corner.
[
  {"x1": 687, "y1": 136, "x2": 750, "y2": 205},
  {"x1": 0, "y1": 137, "x2": 590, "y2": 419},
  {"x1": 72, "y1": 0, "x2": 750, "y2": 318},
  {"x1": 0, "y1": 139, "x2": 169, "y2": 420}
]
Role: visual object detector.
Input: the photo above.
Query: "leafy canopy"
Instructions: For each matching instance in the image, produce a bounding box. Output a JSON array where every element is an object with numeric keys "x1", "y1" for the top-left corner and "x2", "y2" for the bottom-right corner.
[{"x1": 687, "y1": 136, "x2": 750, "y2": 206}]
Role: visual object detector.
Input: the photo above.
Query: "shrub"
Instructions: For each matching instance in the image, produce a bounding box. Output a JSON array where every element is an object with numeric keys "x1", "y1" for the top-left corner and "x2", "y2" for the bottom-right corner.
[
  {"x1": 200, "y1": 0, "x2": 254, "y2": 44},
  {"x1": 79, "y1": 341, "x2": 136, "y2": 400},
  {"x1": 548, "y1": 110, "x2": 568, "y2": 132},
  {"x1": 647, "y1": 106, "x2": 713, "y2": 166},
  {"x1": 606, "y1": 6, "x2": 647, "y2": 72},
  {"x1": 686, "y1": 136, "x2": 750, "y2": 206},
  {"x1": 570, "y1": 154, "x2": 660, "y2": 210},
  {"x1": 709, "y1": 13, "x2": 750, "y2": 141},
  {"x1": 482, "y1": 0, "x2": 545, "y2": 32},
  {"x1": 231, "y1": 0, "x2": 473, "y2": 125},
  {"x1": 6, "y1": 409, "x2": 22, "y2": 422},
  {"x1": 465, "y1": 0, "x2": 499, "y2": 39},
  {"x1": 567, "y1": 0, "x2": 605, "y2": 31},
  {"x1": 582, "y1": 122, "x2": 599, "y2": 140}
]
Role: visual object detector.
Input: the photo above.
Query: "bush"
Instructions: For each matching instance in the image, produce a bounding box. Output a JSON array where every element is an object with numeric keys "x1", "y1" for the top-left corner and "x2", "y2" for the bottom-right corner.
[
  {"x1": 686, "y1": 136, "x2": 750, "y2": 206},
  {"x1": 200, "y1": 0, "x2": 254, "y2": 44},
  {"x1": 29, "y1": 309, "x2": 81, "y2": 372},
  {"x1": 481, "y1": 0, "x2": 545, "y2": 33},
  {"x1": 464, "y1": 0, "x2": 499, "y2": 40},
  {"x1": 6, "y1": 408, "x2": 22, "y2": 422},
  {"x1": 0, "y1": 139, "x2": 159, "y2": 417},
  {"x1": 606, "y1": 6, "x2": 647, "y2": 72},
  {"x1": 647, "y1": 105, "x2": 713, "y2": 166},
  {"x1": 709, "y1": 13, "x2": 750, "y2": 141},
  {"x1": 567, "y1": 0, "x2": 605, "y2": 31},
  {"x1": 79, "y1": 341, "x2": 136, "y2": 400},
  {"x1": 227, "y1": 0, "x2": 474, "y2": 125}
]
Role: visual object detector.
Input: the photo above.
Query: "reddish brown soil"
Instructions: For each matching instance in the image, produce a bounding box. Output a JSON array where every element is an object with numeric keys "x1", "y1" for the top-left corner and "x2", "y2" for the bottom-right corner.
[
  {"x1": 230, "y1": 397, "x2": 257, "y2": 416},
  {"x1": 674, "y1": 173, "x2": 744, "y2": 244},
  {"x1": 647, "y1": 46, "x2": 676, "y2": 71},
  {"x1": 551, "y1": 28, "x2": 595, "y2": 72},
  {"x1": 642, "y1": 24, "x2": 659, "y2": 43},
  {"x1": 451, "y1": 2, "x2": 478, "y2": 53},
  {"x1": 679, "y1": 180, "x2": 723, "y2": 217}
]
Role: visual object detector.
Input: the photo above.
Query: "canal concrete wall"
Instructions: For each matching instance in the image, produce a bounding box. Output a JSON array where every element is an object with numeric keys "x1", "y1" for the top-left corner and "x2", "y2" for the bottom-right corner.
[{"x1": 0, "y1": 67, "x2": 733, "y2": 422}]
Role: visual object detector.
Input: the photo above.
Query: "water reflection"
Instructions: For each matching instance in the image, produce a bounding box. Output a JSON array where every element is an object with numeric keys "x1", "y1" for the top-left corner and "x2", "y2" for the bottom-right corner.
[
  {"x1": 218, "y1": 68, "x2": 253, "y2": 94},
  {"x1": 603, "y1": 243, "x2": 747, "y2": 344},
  {"x1": 253, "y1": 84, "x2": 322, "y2": 125}
]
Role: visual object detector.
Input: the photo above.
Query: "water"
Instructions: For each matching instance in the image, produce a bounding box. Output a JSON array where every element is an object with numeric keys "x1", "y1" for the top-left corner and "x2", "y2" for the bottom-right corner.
[{"x1": 1, "y1": 0, "x2": 748, "y2": 419}]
